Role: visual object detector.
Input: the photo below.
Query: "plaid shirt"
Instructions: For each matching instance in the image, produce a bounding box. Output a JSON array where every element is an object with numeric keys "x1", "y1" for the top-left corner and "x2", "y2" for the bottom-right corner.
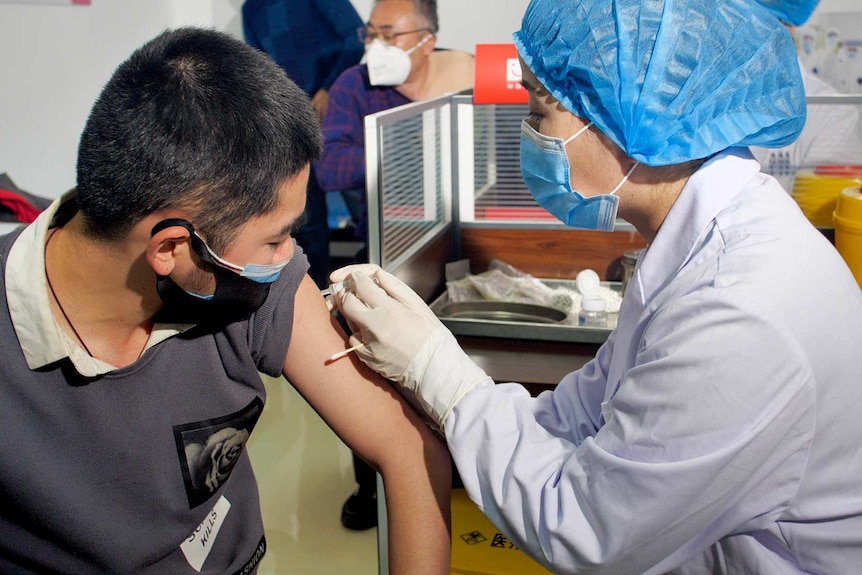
[{"x1": 315, "y1": 65, "x2": 411, "y2": 193}]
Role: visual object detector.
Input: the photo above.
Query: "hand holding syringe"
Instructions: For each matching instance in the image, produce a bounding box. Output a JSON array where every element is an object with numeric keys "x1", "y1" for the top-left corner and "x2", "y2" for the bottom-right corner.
[
  {"x1": 323, "y1": 263, "x2": 493, "y2": 430},
  {"x1": 321, "y1": 277, "x2": 366, "y2": 361},
  {"x1": 320, "y1": 278, "x2": 350, "y2": 308}
]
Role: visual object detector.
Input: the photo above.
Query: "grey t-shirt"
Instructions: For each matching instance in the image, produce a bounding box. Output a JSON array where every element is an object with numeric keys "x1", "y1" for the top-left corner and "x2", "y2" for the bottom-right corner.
[{"x1": 0, "y1": 229, "x2": 309, "y2": 574}]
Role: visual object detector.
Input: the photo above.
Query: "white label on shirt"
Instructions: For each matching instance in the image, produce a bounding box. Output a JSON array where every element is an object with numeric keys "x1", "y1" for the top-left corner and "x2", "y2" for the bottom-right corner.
[{"x1": 181, "y1": 495, "x2": 231, "y2": 572}]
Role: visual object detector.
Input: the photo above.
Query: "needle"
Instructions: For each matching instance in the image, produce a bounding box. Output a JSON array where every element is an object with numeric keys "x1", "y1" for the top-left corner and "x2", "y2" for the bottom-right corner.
[
  {"x1": 320, "y1": 279, "x2": 353, "y2": 299},
  {"x1": 328, "y1": 342, "x2": 366, "y2": 362},
  {"x1": 322, "y1": 280, "x2": 352, "y2": 313}
]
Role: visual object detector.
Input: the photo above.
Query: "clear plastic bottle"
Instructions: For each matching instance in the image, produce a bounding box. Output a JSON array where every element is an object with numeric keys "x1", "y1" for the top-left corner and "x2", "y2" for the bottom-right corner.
[
  {"x1": 578, "y1": 296, "x2": 608, "y2": 328},
  {"x1": 576, "y1": 269, "x2": 607, "y2": 328}
]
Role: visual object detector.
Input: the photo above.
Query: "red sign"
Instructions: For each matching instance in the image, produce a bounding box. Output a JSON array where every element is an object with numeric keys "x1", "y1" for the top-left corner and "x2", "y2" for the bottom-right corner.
[{"x1": 473, "y1": 44, "x2": 529, "y2": 105}]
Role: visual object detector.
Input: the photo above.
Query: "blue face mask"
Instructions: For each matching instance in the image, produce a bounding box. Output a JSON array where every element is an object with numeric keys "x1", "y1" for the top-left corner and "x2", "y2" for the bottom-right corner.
[
  {"x1": 519, "y1": 119, "x2": 638, "y2": 231},
  {"x1": 151, "y1": 219, "x2": 291, "y2": 325},
  {"x1": 198, "y1": 234, "x2": 291, "y2": 284}
]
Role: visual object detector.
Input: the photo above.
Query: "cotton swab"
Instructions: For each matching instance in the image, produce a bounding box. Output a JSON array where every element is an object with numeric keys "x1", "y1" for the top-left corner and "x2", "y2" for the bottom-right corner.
[{"x1": 328, "y1": 342, "x2": 366, "y2": 362}]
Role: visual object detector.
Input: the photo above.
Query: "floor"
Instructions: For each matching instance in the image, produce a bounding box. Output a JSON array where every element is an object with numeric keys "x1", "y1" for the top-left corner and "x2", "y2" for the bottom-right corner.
[{"x1": 247, "y1": 374, "x2": 379, "y2": 575}]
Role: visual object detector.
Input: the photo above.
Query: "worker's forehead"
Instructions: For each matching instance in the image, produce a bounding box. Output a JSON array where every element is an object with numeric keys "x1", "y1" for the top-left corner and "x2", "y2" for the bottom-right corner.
[
  {"x1": 368, "y1": 1, "x2": 419, "y2": 29},
  {"x1": 518, "y1": 57, "x2": 538, "y2": 85}
]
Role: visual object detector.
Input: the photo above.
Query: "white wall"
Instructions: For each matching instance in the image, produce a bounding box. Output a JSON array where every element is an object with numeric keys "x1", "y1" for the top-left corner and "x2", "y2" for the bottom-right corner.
[
  {"x1": 820, "y1": 0, "x2": 858, "y2": 9},
  {"x1": 0, "y1": 0, "x2": 855, "y2": 199},
  {"x1": 0, "y1": 0, "x2": 241, "y2": 198}
]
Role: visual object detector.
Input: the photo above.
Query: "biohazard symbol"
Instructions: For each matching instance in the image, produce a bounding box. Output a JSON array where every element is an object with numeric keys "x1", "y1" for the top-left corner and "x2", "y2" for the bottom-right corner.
[{"x1": 460, "y1": 531, "x2": 487, "y2": 545}]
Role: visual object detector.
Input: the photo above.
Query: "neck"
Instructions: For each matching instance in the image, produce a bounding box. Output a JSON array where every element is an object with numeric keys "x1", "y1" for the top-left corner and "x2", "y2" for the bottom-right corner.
[
  {"x1": 395, "y1": 56, "x2": 432, "y2": 101},
  {"x1": 45, "y1": 217, "x2": 157, "y2": 366},
  {"x1": 618, "y1": 176, "x2": 688, "y2": 244}
]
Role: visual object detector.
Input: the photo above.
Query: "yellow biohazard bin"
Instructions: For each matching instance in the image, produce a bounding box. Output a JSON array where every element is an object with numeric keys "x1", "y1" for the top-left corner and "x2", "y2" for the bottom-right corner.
[
  {"x1": 450, "y1": 489, "x2": 553, "y2": 575},
  {"x1": 834, "y1": 185, "x2": 862, "y2": 289}
]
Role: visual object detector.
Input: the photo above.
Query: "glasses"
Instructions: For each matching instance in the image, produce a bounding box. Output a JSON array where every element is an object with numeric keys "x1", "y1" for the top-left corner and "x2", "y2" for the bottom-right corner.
[{"x1": 357, "y1": 26, "x2": 430, "y2": 44}]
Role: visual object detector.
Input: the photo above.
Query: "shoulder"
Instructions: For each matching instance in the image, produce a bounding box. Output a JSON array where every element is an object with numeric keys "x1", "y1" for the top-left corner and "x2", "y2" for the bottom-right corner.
[
  {"x1": 331, "y1": 64, "x2": 370, "y2": 92},
  {"x1": 431, "y1": 49, "x2": 474, "y2": 69},
  {"x1": 245, "y1": 247, "x2": 309, "y2": 376},
  {"x1": 428, "y1": 50, "x2": 474, "y2": 97},
  {"x1": 326, "y1": 65, "x2": 372, "y2": 121}
]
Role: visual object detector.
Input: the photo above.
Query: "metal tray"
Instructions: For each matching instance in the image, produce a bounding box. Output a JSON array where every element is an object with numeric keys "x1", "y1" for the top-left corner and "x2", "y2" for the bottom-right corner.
[
  {"x1": 430, "y1": 279, "x2": 621, "y2": 344},
  {"x1": 437, "y1": 301, "x2": 567, "y2": 323}
]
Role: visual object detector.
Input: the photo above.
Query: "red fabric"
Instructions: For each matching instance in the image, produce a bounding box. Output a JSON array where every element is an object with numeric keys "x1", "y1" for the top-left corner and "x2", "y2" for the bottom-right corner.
[{"x1": 0, "y1": 188, "x2": 43, "y2": 224}]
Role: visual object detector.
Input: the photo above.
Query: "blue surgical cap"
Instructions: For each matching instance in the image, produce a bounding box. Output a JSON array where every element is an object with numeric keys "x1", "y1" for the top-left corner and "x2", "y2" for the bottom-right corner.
[
  {"x1": 513, "y1": 0, "x2": 807, "y2": 166},
  {"x1": 754, "y1": 0, "x2": 819, "y2": 26}
]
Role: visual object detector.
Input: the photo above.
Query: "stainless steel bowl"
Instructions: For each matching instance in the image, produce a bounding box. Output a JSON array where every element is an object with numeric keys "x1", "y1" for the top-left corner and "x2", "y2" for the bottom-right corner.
[{"x1": 437, "y1": 301, "x2": 567, "y2": 324}]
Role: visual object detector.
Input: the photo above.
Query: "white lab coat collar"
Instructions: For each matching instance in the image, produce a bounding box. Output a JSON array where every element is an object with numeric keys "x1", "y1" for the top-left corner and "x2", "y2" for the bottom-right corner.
[{"x1": 635, "y1": 148, "x2": 761, "y2": 306}]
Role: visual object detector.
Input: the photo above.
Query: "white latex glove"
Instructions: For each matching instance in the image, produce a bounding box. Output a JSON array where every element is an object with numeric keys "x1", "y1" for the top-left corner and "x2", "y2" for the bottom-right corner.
[{"x1": 328, "y1": 264, "x2": 493, "y2": 429}]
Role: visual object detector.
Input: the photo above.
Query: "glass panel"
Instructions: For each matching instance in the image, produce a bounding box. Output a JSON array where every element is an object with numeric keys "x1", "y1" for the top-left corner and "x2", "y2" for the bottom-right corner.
[
  {"x1": 374, "y1": 106, "x2": 448, "y2": 267},
  {"x1": 470, "y1": 104, "x2": 554, "y2": 221}
]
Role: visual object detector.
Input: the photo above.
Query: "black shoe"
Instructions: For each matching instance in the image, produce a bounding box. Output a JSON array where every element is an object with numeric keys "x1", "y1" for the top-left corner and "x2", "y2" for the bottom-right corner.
[{"x1": 340, "y1": 490, "x2": 377, "y2": 531}]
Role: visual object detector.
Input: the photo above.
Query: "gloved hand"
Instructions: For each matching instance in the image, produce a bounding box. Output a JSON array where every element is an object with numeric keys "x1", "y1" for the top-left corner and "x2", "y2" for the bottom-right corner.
[{"x1": 329, "y1": 264, "x2": 493, "y2": 429}]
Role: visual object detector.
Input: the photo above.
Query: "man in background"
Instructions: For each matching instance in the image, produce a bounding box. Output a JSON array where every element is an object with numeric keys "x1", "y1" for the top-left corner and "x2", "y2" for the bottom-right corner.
[
  {"x1": 315, "y1": 0, "x2": 473, "y2": 531},
  {"x1": 243, "y1": 0, "x2": 365, "y2": 287}
]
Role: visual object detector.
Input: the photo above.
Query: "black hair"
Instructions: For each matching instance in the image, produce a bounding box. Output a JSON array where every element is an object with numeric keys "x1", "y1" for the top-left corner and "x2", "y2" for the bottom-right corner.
[
  {"x1": 414, "y1": 0, "x2": 439, "y2": 33},
  {"x1": 75, "y1": 27, "x2": 322, "y2": 250},
  {"x1": 376, "y1": 0, "x2": 439, "y2": 34}
]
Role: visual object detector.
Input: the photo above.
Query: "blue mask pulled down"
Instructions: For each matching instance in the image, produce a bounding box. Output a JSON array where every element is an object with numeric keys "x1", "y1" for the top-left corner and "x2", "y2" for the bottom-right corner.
[
  {"x1": 519, "y1": 119, "x2": 637, "y2": 231},
  {"x1": 151, "y1": 218, "x2": 290, "y2": 325}
]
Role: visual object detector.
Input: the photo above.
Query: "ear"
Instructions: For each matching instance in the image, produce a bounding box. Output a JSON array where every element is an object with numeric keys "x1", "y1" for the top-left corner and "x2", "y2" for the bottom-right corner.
[
  {"x1": 423, "y1": 34, "x2": 437, "y2": 55},
  {"x1": 146, "y1": 223, "x2": 191, "y2": 277}
]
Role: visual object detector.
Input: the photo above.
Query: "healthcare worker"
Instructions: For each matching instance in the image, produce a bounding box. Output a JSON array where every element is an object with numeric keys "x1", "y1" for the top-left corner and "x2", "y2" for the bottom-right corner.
[{"x1": 330, "y1": 0, "x2": 862, "y2": 573}]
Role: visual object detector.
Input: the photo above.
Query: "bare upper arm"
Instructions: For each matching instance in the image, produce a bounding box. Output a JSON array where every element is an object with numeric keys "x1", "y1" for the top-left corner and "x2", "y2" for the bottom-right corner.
[{"x1": 282, "y1": 274, "x2": 433, "y2": 470}]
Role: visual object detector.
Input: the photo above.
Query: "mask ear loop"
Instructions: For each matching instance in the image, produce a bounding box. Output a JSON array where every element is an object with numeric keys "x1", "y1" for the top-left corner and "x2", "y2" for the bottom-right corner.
[
  {"x1": 196, "y1": 235, "x2": 245, "y2": 273},
  {"x1": 150, "y1": 219, "x2": 244, "y2": 273},
  {"x1": 562, "y1": 122, "x2": 594, "y2": 146},
  {"x1": 405, "y1": 32, "x2": 433, "y2": 55},
  {"x1": 609, "y1": 162, "x2": 640, "y2": 196}
]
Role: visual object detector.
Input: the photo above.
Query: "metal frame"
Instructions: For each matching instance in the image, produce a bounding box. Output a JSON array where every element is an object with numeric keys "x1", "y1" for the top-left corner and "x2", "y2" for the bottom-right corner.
[
  {"x1": 806, "y1": 94, "x2": 862, "y2": 105},
  {"x1": 364, "y1": 94, "x2": 455, "y2": 271},
  {"x1": 364, "y1": 94, "x2": 455, "y2": 575}
]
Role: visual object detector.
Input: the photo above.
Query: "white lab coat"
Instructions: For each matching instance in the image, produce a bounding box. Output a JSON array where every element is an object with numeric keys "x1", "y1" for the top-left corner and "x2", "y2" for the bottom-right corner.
[{"x1": 447, "y1": 149, "x2": 862, "y2": 574}]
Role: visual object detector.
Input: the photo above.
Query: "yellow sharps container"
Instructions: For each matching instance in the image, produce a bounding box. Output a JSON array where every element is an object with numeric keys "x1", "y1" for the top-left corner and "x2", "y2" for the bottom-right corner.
[
  {"x1": 450, "y1": 489, "x2": 552, "y2": 575},
  {"x1": 833, "y1": 186, "x2": 862, "y2": 289}
]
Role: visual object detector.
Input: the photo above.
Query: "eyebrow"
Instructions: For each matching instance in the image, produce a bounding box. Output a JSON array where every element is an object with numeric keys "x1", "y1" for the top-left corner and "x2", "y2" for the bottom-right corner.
[
  {"x1": 284, "y1": 213, "x2": 307, "y2": 237},
  {"x1": 269, "y1": 214, "x2": 306, "y2": 242},
  {"x1": 520, "y1": 79, "x2": 537, "y2": 93}
]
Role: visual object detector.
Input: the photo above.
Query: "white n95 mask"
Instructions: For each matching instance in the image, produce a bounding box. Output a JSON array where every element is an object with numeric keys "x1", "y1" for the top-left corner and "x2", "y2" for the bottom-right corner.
[{"x1": 366, "y1": 35, "x2": 431, "y2": 86}]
